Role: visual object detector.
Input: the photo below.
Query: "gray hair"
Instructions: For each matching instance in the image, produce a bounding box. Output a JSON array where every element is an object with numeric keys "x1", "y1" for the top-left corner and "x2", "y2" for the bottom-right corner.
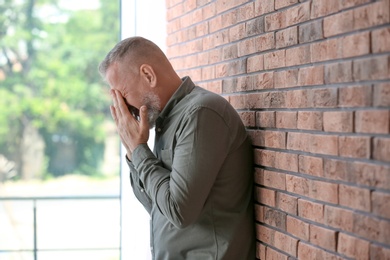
[{"x1": 98, "y1": 36, "x2": 162, "y2": 79}]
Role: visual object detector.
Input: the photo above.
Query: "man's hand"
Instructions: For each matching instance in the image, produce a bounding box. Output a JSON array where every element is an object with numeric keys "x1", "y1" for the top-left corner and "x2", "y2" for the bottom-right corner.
[{"x1": 110, "y1": 89, "x2": 150, "y2": 159}]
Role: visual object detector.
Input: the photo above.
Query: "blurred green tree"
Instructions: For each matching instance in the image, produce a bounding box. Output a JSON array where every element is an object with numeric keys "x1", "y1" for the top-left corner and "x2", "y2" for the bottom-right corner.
[{"x1": 0, "y1": 0, "x2": 119, "y2": 178}]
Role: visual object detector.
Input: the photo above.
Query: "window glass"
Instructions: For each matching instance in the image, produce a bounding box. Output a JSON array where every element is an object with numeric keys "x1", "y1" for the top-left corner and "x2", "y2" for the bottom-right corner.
[{"x1": 0, "y1": 0, "x2": 120, "y2": 259}]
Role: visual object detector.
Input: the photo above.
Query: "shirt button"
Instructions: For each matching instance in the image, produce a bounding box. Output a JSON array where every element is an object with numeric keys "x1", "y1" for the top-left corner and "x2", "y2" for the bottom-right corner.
[
  {"x1": 157, "y1": 128, "x2": 162, "y2": 132},
  {"x1": 140, "y1": 188, "x2": 144, "y2": 193}
]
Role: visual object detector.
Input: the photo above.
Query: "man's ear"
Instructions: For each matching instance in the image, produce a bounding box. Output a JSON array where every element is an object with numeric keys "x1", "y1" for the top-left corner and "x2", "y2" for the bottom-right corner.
[{"x1": 139, "y1": 64, "x2": 157, "y2": 88}]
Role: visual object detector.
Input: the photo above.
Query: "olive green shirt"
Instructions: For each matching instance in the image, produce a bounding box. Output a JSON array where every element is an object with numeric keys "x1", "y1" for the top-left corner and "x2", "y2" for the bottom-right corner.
[{"x1": 127, "y1": 77, "x2": 255, "y2": 260}]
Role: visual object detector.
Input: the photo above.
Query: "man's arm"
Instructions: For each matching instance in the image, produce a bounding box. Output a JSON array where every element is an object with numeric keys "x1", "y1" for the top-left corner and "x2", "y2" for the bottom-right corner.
[
  {"x1": 132, "y1": 107, "x2": 231, "y2": 228},
  {"x1": 126, "y1": 157, "x2": 152, "y2": 214}
]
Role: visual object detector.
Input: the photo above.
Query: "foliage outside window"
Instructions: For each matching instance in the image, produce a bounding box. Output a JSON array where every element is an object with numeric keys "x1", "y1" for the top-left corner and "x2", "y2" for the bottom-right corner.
[{"x1": 0, "y1": 0, "x2": 120, "y2": 181}]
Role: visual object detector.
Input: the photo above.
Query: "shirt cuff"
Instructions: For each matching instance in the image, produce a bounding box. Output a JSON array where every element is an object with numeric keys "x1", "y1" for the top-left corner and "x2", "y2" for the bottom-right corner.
[{"x1": 132, "y1": 143, "x2": 155, "y2": 168}]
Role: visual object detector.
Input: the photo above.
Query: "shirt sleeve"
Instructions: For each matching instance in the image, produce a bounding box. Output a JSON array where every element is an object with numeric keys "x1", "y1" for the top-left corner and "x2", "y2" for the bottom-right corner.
[
  {"x1": 132, "y1": 106, "x2": 231, "y2": 228},
  {"x1": 126, "y1": 156, "x2": 152, "y2": 214}
]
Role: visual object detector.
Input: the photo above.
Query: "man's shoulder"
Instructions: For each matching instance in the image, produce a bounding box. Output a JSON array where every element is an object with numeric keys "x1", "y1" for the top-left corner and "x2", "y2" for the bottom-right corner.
[{"x1": 188, "y1": 86, "x2": 229, "y2": 108}]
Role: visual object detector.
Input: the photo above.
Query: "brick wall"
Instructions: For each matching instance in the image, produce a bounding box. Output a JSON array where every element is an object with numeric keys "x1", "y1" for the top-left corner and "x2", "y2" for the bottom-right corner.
[{"x1": 165, "y1": 0, "x2": 390, "y2": 259}]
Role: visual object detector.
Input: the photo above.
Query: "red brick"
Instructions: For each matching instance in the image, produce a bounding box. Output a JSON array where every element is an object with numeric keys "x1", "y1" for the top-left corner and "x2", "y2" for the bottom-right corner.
[
  {"x1": 371, "y1": 244, "x2": 390, "y2": 260},
  {"x1": 257, "y1": 225, "x2": 275, "y2": 244},
  {"x1": 266, "y1": 247, "x2": 289, "y2": 260},
  {"x1": 256, "y1": 111, "x2": 275, "y2": 128},
  {"x1": 338, "y1": 85, "x2": 372, "y2": 108},
  {"x1": 310, "y1": 225, "x2": 337, "y2": 251},
  {"x1": 264, "y1": 49, "x2": 286, "y2": 69},
  {"x1": 351, "y1": 161, "x2": 390, "y2": 189},
  {"x1": 247, "y1": 54, "x2": 264, "y2": 73},
  {"x1": 354, "y1": 0, "x2": 390, "y2": 30},
  {"x1": 204, "y1": 80, "x2": 222, "y2": 94},
  {"x1": 254, "y1": 72, "x2": 274, "y2": 90},
  {"x1": 256, "y1": 242, "x2": 266, "y2": 260},
  {"x1": 274, "y1": 231, "x2": 298, "y2": 257},
  {"x1": 323, "y1": 111, "x2": 353, "y2": 132},
  {"x1": 255, "y1": 32, "x2": 276, "y2": 52},
  {"x1": 201, "y1": 66, "x2": 215, "y2": 81},
  {"x1": 276, "y1": 26, "x2": 298, "y2": 49},
  {"x1": 265, "y1": 11, "x2": 285, "y2": 31},
  {"x1": 339, "y1": 136, "x2": 371, "y2": 159},
  {"x1": 298, "y1": 66, "x2": 324, "y2": 86},
  {"x1": 339, "y1": 184, "x2": 371, "y2": 212},
  {"x1": 374, "y1": 83, "x2": 390, "y2": 107},
  {"x1": 284, "y1": 1, "x2": 311, "y2": 27},
  {"x1": 238, "y1": 111, "x2": 255, "y2": 127},
  {"x1": 250, "y1": 130, "x2": 286, "y2": 149},
  {"x1": 213, "y1": 30, "x2": 230, "y2": 48},
  {"x1": 372, "y1": 191, "x2": 390, "y2": 219},
  {"x1": 256, "y1": 187, "x2": 276, "y2": 207},
  {"x1": 338, "y1": 232, "x2": 370, "y2": 260},
  {"x1": 267, "y1": 92, "x2": 286, "y2": 109},
  {"x1": 202, "y1": 2, "x2": 217, "y2": 20},
  {"x1": 379, "y1": 219, "x2": 390, "y2": 244},
  {"x1": 325, "y1": 61, "x2": 353, "y2": 84},
  {"x1": 216, "y1": 59, "x2": 246, "y2": 77},
  {"x1": 228, "y1": 94, "x2": 246, "y2": 109},
  {"x1": 286, "y1": 45, "x2": 311, "y2": 66},
  {"x1": 263, "y1": 207, "x2": 287, "y2": 230},
  {"x1": 298, "y1": 199, "x2": 324, "y2": 223},
  {"x1": 277, "y1": 192, "x2": 298, "y2": 215},
  {"x1": 238, "y1": 38, "x2": 256, "y2": 56},
  {"x1": 311, "y1": 0, "x2": 340, "y2": 18},
  {"x1": 342, "y1": 31, "x2": 370, "y2": 58},
  {"x1": 287, "y1": 215, "x2": 309, "y2": 240},
  {"x1": 246, "y1": 17, "x2": 265, "y2": 37},
  {"x1": 309, "y1": 180, "x2": 338, "y2": 204},
  {"x1": 246, "y1": 93, "x2": 265, "y2": 109},
  {"x1": 373, "y1": 137, "x2": 390, "y2": 163},
  {"x1": 355, "y1": 110, "x2": 390, "y2": 134},
  {"x1": 215, "y1": 0, "x2": 251, "y2": 14},
  {"x1": 323, "y1": 10, "x2": 354, "y2": 37},
  {"x1": 287, "y1": 132, "x2": 310, "y2": 152},
  {"x1": 325, "y1": 205, "x2": 354, "y2": 233},
  {"x1": 311, "y1": 88, "x2": 338, "y2": 108},
  {"x1": 255, "y1": 0, "x2": 275, "y2": 16},
  {"x1": 286, "y1": 89, "x2": 309, "y2": 108},
  {"x1": 297, "y1": 111, "x2": 323, "y2": 130},
  {"x1": 276, "y1": 111, "x2": 297, "y2": 129},
  {"x1": 228, "y1": 23, "x2": 246, "y2": 42},
  {"x1": 275, "y1": 0, "x2": 298, "y2": 9},
  {"x1": 222, "y1": 44, "x2": 238, "y2": 60},
  {"x1": 324, "y1": 159, "x2": 348, "y2": 182},
  {"x1": 255, "y1": 204, "x2": 264, "y2": 222},
  {"x1": 310, "y1": 38, "x2": 343, "y2": 62},
  {"x1": 298, "y1": 242, "x2": 341, "y2": 259},
  {"x1": 341, "y1": 0, "x2": 371, "y2": 9},
  {"x1": 275, "y1": 152, "x2": 298, "y2": 172},
  {"x1": 353, "y1": 55, "x2": 390, "y2": 82},
  {"x1": 298, "y1": 20, "x2": 323, "y2": 43},
  {"x1": 372, "y1": 27, "x2": 390, "y2": 53},
  {"x1": 237, "y1": 3, "x2": 254, "y2": 22},
  {"x1": 260, "y1": 169, "x2": 286, "y2": 190},
  {"x1": 298, "y1": 155, "x2": 323, "y2": 177},
  {"x1": 286, "y1": 175, "x2": 309, "y2": 197},
  {"x1": 310, "y1": 134, "x2": 339, "y2": 155},
  {"x1": 274, "y1": 69, "x2": 298, "y2": 88}
]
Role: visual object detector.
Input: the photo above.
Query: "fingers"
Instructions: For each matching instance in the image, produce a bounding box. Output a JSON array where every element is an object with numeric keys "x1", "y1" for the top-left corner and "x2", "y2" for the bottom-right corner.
[
  {"x1": 110, "y1": 89, "x2": 126, "y2": 116},
  {"x1": 139, "y1": 105, "x2": 150, "y2": 131},
  {"x1": 109, "y1": 105, "x2": 117, "y2": 123}
]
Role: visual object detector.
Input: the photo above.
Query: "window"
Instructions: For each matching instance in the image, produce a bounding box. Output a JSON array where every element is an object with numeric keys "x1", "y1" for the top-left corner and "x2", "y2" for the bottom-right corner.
[{"x1": 0, "y1": 1, "x2": 121, "y2": 259}]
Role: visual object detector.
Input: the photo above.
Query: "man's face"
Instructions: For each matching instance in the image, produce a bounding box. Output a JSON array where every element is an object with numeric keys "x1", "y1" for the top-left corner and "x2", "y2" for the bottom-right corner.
[{"x1": 106, "y1": 63, "x2": 160, "y2": 128}]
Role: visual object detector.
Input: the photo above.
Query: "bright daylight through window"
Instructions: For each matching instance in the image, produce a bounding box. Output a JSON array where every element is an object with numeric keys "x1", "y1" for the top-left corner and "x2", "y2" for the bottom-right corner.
[{"x1": 0, "y1": 0, "x2": 121, "y2": 259}]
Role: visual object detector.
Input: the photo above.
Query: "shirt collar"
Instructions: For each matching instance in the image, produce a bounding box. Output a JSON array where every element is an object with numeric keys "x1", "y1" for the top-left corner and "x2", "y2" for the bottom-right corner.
[{"x1": 156, "y1": 76, "x2": 195, "y2": 124}]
